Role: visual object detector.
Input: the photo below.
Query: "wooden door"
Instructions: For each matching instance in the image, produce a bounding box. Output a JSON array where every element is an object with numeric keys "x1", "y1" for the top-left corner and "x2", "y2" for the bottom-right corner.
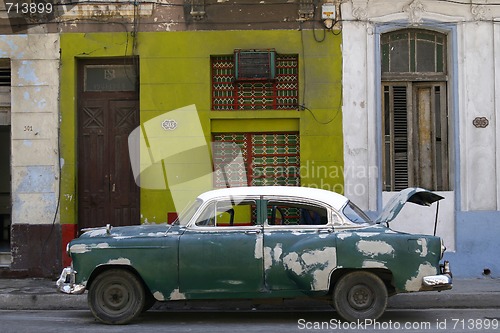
[{"x1": 77, "y1": 59, "x2": 140, "y2": 230}]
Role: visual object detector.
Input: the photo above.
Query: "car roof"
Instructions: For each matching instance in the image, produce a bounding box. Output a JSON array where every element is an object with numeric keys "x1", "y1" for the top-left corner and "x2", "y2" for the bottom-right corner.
[{"x1": 197, "y1": 186, "x2": 349, "y2": 210}]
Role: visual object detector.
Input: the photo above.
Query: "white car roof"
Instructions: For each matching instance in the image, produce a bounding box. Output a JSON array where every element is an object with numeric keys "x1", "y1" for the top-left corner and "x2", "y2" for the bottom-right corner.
[{"x1": 197, "y1": 186, "x2": 349, "y2": 211}]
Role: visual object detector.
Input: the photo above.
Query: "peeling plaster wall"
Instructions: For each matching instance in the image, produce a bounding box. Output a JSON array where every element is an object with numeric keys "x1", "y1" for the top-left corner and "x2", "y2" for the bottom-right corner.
[
  {"x1": 0, "y1": 34, "x2": 61, "y2": 276},
  {"x1": 342, "y1": 0, "x2": 500, "y2": 277}
]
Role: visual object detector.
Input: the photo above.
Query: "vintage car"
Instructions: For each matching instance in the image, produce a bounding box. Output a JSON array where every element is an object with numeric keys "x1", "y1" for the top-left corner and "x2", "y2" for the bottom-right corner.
[{"x1": 57, "y1": 186, "x2": 452, "y2": 324}]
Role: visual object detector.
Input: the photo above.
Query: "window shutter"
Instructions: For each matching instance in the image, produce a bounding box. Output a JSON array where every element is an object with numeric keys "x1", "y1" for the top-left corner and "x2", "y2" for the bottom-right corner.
[{"x1": 392, "y1": 86, "x2": 409, "y2": 191}]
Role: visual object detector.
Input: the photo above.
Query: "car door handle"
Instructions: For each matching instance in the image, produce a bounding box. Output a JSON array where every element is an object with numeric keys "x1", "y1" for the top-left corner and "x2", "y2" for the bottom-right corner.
[
  {"x1": 245, "y1": 230, "x2": 261, "y2": 235},
  {"x1": 318, "y1": 229, "x2": 333, "y2": 234}
]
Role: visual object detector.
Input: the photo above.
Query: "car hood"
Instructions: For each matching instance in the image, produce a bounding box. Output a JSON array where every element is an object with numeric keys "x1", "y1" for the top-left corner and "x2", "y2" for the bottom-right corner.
[
  {"x1": 79, "y1": 223, "x2": 178, "y2": 239},
  {"x1": 375, "y1": 187, "x2": 444, "y2": 225}
]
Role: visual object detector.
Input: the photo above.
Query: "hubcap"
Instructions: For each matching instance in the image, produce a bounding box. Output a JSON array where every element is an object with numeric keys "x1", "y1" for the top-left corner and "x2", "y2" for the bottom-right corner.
[
  {"x1": 102, "y1": 283, "x2": 129, "y2": 311},
  {"x1": 347, "y1": 284, "x2": 373, "y2": 310}
]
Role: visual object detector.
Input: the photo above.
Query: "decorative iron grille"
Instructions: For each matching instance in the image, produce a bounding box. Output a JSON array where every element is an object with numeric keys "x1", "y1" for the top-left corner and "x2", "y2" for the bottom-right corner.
[
  {"x1": 211, "y1": 54, "x2": 299, "y2": 110},
  {"x1": 212, "y1": 132, "x2": 300, "y2": 188}
]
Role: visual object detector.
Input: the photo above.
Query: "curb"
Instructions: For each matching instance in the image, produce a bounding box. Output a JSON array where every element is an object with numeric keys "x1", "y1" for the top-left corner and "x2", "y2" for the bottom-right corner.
[
  {"x1": 0, "y1": 292, "x2": 498, "y2": 311},
  {"x1": 387, "y1": 292, "x2": 500, "y2": 309}
]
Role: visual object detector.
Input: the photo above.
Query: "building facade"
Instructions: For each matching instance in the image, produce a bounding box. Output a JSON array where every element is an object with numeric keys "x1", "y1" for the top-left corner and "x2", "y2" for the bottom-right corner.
[
  {"x1": 0, "y1": 31, "x2": 60, "y2": 275},
  {"x1": 342, "y1": 0, "x2": 500, "y2": 277},
  {"x1": 0, "y1": 0, "x2": 498, "y2": 278}
]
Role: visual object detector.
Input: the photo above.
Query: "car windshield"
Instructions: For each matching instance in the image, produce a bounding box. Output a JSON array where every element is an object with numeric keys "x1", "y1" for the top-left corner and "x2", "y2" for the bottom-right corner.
[
  {"x1": 173, "y1": 199, "x2": 202, "y2": 226},
  {"x1": 343, "y1": 200, "x2": 373, "y2": 225}
]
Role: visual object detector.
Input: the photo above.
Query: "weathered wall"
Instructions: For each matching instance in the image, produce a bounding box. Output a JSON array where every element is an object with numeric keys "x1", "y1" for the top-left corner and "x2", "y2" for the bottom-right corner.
[
  {"x1": 0, "y1": 34, "x2": 61, "y2": 276},
  {"x1": 341, "y1": 0, "x2": 500, "y2": 277},
  {"x1": 59, "y1": 29, "x2": 343, "y2": 250}
]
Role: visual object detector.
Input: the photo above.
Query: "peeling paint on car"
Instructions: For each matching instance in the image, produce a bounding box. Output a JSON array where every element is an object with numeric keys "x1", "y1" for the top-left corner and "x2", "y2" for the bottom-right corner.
[
  {"x1": 168, "y1": 288, "x2": 186, "y2": 300},
  {"x1": 337, "y1": 232, "x2": 353, "y2": 240},
  {"x1": 308, "y1": 248, "x2": 337, "y2": 290},
  {"x1": 141, "y1": 232, "x2": 165, "y2": 237},
  {"x1": 417, "y1": 238, "x2": 428, "y2": 257},
  {"x1": 283, "y1": 252, "x2": 302, "y2": 275},
  {"x1": 405, "y1": 262, "x2": 437, "y2": 291},
  {"x1": 362, "y1": 260, "x2": 388, "y2": 269},
  {"x1": 283, "y1": 247, "x2": 337, "y2": 290},
  {"x1": 264, "y1": 243, "x2": 283, "y2": 271},
  {"x1": 356, "y1": 240, "x2": 394, "y2": 258},
  {"x1": 359, "y1": 233, "x2": 379, "y2": 238},
  {"x1": 70, "y1": 244, "x2": 88, "y2": 254},
  {"x1": 254, "y1": 234, "x2": 263, "y2": 259},
  {"x1": 222, "y1": 280, "x2": 244, "y2": 285},
  {"x1": 86, "y1": 229, "x2": 108, "y2": 237},
  {"x1": 153, "y1": 291, "x2": 165, "y2": 301},
  {"x1": 106, "y1": 258, "x2": 131, "y2": 265}
]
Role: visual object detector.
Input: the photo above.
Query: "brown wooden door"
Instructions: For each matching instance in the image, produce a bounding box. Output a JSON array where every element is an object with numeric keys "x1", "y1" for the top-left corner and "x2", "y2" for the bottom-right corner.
[{"x1": 77, "y1": 59, "x2": 140, "y2": 230}]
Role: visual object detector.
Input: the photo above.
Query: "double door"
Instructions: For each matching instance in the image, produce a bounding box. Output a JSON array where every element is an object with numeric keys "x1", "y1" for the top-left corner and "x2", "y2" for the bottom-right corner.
[{"x1": 77, "y1": 59, "x2": 140, "y2": 230}]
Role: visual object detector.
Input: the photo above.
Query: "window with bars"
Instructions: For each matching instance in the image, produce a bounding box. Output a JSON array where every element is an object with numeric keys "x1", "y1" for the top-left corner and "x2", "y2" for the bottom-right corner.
[
  {"x1": 381, "y1": 29, "x2": 449, "y2": 192},
  {"x1": 211, "y1": 53, "x2": 299, "y2": 110},
  {"x1": 382, "y1": 30, "x2": 450, "y2": 191},
  {"x1": 0, "y1": 59, "x2": 11, "y2": 126},
  {"x1": 212, "y1": 132, "x2": 300, "y2": 188}
]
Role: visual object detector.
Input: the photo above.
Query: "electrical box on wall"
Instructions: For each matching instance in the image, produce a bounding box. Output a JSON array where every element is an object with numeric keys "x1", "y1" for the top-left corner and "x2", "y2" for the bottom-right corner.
[{"x1": 321, "y1": 3, "x2": 336, "y2": 20}]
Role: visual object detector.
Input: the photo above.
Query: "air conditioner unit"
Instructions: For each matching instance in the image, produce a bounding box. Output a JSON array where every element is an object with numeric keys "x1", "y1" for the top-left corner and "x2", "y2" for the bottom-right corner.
[{"x1": 234, "y1": 49, "x2": 276, "y2": 81}]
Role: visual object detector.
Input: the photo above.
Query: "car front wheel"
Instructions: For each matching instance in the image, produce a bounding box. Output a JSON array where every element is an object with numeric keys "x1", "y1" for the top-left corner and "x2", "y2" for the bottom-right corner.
[
  {"x1": 88, "y1": 268, "x2": 146, "y2": 324},
  {"x1": 332, "y1": 271, "x2": 388, "y2": 322}
]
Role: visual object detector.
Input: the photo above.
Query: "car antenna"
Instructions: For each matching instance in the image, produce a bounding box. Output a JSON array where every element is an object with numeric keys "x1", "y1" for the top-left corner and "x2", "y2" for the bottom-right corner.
[{"x1": 433, "y1": 201, "x2": 440, "y2": 236}]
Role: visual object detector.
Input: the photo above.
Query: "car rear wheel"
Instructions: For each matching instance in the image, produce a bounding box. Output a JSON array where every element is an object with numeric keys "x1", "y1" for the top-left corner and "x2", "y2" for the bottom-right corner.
[
  {"x1": 88, "y1": 269, "x2": 145, "y2": 324},
  {"x1": 332, "y1": 271, "x2": 388, "y2": 322}
]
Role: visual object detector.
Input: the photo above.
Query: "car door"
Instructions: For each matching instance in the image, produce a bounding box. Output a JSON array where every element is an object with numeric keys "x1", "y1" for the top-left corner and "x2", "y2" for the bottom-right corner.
[
  {"x1": 178, "y1": 197, "x2": 265, "y2": 297},
  {"x1": 262, "y1": 197, "x2": 338, "y2": 292}
]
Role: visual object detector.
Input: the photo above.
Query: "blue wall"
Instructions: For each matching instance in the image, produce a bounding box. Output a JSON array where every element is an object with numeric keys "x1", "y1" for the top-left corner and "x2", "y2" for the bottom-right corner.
[{"x1": 444, "y1": 211, "x2": 500, "y2": 278}]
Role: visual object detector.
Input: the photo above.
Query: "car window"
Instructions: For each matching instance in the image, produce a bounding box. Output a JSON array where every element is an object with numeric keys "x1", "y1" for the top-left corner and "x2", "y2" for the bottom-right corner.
[
  {"x1": 173, "y1": 199, "x2": 202, "y2": 226},
  {"x1": 195, "y1": 200, "x2": 257, "y2": 227},
  {"x1": 342, "y1": 201, "x2": 373, "y2": 225},
  {"x1": 266, "y1": 201, "x2": 328, "y2": 226}
]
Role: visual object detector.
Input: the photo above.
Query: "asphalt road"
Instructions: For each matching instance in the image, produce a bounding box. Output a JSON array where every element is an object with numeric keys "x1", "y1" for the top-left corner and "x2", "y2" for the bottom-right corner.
[{"x1": 0, "y1": 308, "x2": 499, "y2": 333}]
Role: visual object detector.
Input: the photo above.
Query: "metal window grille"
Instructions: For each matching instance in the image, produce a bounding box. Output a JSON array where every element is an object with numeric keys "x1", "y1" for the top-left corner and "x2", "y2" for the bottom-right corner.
[
  {"x1": 212, "y1": 132, "x2": 300, "y2": 188},
  {"x1": 382, "y1": 83, "x2": 449, "y2": 191},
  {"x1": 211, "y1": 54, "x2": 298, "y2": 110},
  {"x1": 0, "y1": 60, "x2": 11, "y2": 126}
]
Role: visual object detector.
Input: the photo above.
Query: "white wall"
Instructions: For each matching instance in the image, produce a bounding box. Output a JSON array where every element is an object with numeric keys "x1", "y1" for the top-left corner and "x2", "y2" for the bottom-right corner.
[
  {"x1": 342, "y1": 0, "x2": 500, "y2": 252},
  {"x1": 0, "y1": 34, "x2": 60, "y2": 226}
]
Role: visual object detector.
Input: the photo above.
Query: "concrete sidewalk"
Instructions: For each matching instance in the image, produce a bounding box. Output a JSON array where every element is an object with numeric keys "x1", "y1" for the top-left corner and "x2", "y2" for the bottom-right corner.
[{"x1": 0, "y1": 278, "x2": 498, "y2": 311}]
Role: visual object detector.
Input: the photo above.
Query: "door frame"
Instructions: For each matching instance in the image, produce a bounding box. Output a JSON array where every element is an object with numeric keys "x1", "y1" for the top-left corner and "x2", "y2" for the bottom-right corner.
[{"x1": 76, "y1": 57, "x2": 140, "y2": 231}]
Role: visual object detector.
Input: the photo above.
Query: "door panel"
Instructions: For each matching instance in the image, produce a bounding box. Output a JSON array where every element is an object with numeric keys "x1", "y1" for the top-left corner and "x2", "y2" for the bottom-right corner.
[
  {"x1": 178, "y1": 198, "x2": 264, "y2": 296},
  {"x1": 77, "y1": 59, "x2": 140, "y2": 231},
  {"x1": 178, "y1": 228, "x2": 264, "y2": 296},
  {"x1": 263, "y1": 199, "x2": 336, "y2": 292},
  {"x1": 78, "y1": 99, "x2": 109, "y2": 228},
  {"x1": 109, "y1": 100, "x2": 140, "y2": 226}
]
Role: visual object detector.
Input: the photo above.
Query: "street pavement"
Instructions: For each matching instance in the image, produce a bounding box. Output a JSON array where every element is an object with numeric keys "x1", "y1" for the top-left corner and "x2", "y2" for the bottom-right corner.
[{"x1": 0, "y1": 277, "x2": 498, "y2": 311}]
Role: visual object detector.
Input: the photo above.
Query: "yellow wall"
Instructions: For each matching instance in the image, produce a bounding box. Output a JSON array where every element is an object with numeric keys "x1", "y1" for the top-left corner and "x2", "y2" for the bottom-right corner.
[{"x1": 60, "y1": 30, "x2": 343, "y2": 225}]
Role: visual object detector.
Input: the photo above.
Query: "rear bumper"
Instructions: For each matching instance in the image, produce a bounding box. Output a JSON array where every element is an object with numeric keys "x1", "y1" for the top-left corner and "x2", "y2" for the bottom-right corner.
[
  {"x1": 56, "y1": 267, "x2": 86, "y2": 295},
  {"x1": 422, "y1": 260, "x2": 452, "y2": 291}
]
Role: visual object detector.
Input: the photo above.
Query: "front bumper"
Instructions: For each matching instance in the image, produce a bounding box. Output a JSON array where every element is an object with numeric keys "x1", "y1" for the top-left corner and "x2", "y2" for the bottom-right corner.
[
  {"x1": 56, "y1": 267, "x2": 86, "y2": 295},
  {"x1": 422, "y1": 260, "x2": 452, "y2": 291}
]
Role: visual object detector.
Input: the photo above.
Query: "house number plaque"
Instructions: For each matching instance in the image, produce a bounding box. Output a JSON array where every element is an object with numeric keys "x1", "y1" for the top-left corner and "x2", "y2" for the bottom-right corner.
[
  {"x1": 162, "y1": 119, "x2": 178, "y2": 131},
  {"x1": 473, "y1": 117, "x2": 489, "y2": 128}
]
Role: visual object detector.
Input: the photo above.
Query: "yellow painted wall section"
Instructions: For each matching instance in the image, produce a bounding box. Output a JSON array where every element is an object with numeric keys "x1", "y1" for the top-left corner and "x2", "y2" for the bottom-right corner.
[{"x1": 60, "y1": 30, "x2": 343, "y2": 225}]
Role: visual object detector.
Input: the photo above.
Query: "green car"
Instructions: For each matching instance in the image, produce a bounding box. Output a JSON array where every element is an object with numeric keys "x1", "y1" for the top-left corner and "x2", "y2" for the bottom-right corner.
[{"x1": 57, "y1": 186, "x2": 452, "y2": 324}]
